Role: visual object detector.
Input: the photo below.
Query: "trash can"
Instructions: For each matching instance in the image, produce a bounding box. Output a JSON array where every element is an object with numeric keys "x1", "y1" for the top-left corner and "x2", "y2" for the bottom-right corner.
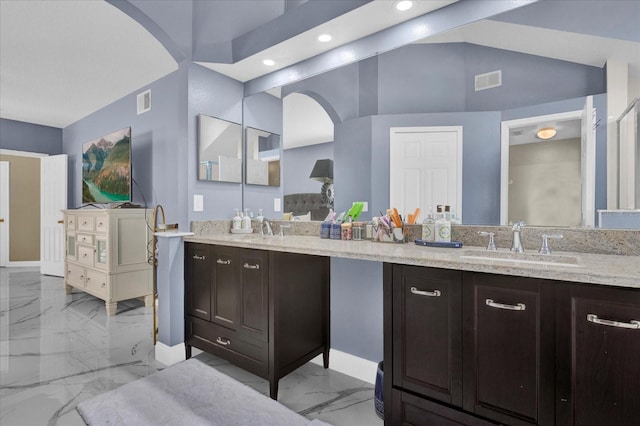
[{"x1": 374, "y1": 361, "x2": 384, "y2": 419}]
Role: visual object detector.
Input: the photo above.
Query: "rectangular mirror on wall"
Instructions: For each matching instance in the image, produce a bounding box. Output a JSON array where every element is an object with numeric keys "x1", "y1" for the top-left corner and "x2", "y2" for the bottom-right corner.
[
  {"x1": 246, "y1": 127, "x2": 281, "y2": 186},
  {"x1": 197, "y1": 114, "x2": 242, "y2": 183}
]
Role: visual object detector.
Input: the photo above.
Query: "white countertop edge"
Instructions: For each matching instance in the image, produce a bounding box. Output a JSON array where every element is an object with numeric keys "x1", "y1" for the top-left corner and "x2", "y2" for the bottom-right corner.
[
  {"x1": 154, "y1": 231, "x2": 194, "y2": 238},
  {"x1": 183, "y1": 234, "x2": 640, "y2": 289}
]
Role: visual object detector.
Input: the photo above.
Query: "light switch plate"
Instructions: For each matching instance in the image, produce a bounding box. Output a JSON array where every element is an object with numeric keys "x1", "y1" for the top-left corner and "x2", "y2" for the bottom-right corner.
[
  {"x1": 274, "y1": 198, "x2": 281, "y2": 212},
  {"x1": 193, "y1": 194, "x2": 204, "y2": 212}
]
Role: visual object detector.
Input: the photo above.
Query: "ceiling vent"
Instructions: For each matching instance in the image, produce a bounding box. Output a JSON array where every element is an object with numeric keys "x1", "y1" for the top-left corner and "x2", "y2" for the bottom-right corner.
[
  {"x1": 475, "y1": 70, "x2": 502, "y2": 91},
  {"x1": 137, "y1": 89, "x2": 151, "y2": 115}
]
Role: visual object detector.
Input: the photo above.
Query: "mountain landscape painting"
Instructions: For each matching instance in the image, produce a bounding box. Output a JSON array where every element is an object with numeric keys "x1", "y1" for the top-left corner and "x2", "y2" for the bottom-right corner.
[{"x1": 82, "y1": 127, "x2": 131, "y2": 204}]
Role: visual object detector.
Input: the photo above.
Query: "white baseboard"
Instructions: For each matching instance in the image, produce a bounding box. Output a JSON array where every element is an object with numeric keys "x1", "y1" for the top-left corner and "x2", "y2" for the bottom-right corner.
[
  {"x1": 7, "y1": 261, "x2": 40, "y2": 267},
  {"x1": 155, "y1": 342, "x2": 186, "y2": 367},
  {"x1": 310, "y1": 349, "x2": 379, "y2": 385}
]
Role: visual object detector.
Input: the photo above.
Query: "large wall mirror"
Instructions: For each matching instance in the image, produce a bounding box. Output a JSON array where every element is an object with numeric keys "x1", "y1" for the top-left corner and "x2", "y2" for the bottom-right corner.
[
  {"x1": 245, "y1": 127, "x2": 281, "y2": 186},
  {"x1": 198, "y1": 114, "x2": 242, "y2": 183},
  {"x1": 239, "y1": 0, "x2": 638, "y2": 228}
]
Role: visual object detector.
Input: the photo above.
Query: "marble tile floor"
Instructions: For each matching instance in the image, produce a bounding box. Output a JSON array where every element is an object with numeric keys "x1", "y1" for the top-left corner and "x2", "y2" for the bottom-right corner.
[{"x1": 0, "y1": 268, "x2": 383, "y2": 426}]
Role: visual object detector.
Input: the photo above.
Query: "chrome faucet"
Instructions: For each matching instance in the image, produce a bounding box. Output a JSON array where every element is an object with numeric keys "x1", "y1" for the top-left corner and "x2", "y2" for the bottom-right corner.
[
  {"x1": 510, "y1": 221, "x2": 525, "y2": 253},
  {"x1": 279, "y1": 224, "x2": 291, "y2": 238},
  {"x1": 261, "y1": 219, "x2": 273, "y2": 237}
]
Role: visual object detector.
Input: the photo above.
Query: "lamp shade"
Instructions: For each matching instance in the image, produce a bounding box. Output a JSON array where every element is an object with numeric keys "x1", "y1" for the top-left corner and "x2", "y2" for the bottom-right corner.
[{"x1": 309, "y1": 159, "x2": 334, "y2": 183}]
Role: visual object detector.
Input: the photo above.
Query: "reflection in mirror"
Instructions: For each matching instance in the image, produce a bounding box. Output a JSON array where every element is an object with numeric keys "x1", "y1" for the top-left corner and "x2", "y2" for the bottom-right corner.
[
  {"x1": 198, "y1": 114, "x2": 242, "y2": 183},
  {"x1": 245, "y1": 127, "x2": 281, "y2": 186}
]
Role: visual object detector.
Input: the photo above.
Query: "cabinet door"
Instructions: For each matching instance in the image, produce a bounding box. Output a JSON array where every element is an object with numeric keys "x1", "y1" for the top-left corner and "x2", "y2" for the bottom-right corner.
[
  {"x1": 211, "y1": 245, "x2": 238, "y2": 329},
  {"x1": 463, "y1": 272, "x2": 555, "y2": 426},
  {"x1": 185, "y1": 243, "x2": 212, "y2": 321},
  {"x1": 237, "y1": 249, "x2": 268, "y2": 342},
  {"x1": 556, "y1": 284, "x2": 640, "y2": 426},
  {"x1": 392, "y1": 265, "x2": 463, "y2": 406}
]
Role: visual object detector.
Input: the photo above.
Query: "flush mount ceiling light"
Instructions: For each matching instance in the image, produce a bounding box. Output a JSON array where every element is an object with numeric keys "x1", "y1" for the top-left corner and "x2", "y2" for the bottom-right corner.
[
  {"x1": 317, "y1": 33, "x2": 333, "y2": 43},
  {"x1": 262, "y1": 59, "x2": 276, "y2": 67},
  {"x1": 537, "y1": 127, "x2": 557, "y2": 140},
  {"x1": 394, "y1": 0, "x2": 413, "y2": 12}
]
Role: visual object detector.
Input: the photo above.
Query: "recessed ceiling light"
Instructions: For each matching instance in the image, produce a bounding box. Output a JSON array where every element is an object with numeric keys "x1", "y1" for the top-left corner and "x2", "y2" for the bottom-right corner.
[
  {"x1": 317, "y1": 33, "x2": 332, "y2": 43},
  {"x1": 262, "y1": 59, "x2": 276, "y2": 67},
  {"x1": 395, "y1": 0, "x2": 413, "y2": 12}
]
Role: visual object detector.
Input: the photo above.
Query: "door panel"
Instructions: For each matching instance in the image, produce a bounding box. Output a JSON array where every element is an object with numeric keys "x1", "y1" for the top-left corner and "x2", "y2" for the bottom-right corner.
[
  {"x1": 212, "y1": 246, "x2": 237, "y2": 328},
  {"x1": 40, "y1": 154, "x2": 67, "y2": 276},
  {"x1": 185, "y1": 243, "x2": 212, "y2": 321},
  {"x1": 0, "y1": 162, "x2": 9, "y2": 267},
  {"x1": 238, "y1": 249, "x2": 268, "y2": 341}
]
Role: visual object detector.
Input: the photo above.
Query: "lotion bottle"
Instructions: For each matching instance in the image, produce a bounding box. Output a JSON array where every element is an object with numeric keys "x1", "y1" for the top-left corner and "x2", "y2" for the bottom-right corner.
[
  {"x1": 435, "y1": 205, "x2": 451, "y2": 242},
  {"x1": 232, "y1": 209, "x2": 242, "y2": 230},
  {"x1": 242, "y1": 208, "x2": 252, "y2": 230},
  {"x1": 421, "y1": 209, "x2": 435, "y2": 241}
]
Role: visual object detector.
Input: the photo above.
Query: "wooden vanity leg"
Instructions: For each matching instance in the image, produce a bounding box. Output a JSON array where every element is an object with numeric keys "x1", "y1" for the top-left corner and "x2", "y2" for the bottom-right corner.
[
  {"x1": 269, "y1": 379, "x2": 279, "y2": 400},
  {"x1": 64, "y1": 283, "x2": 73, "y2": 295},
  {"x1": 323, "y1": 347, "x2": 330, "y2": 369},
  {"x1": 185, "y1": 344, "x2": 192, "y2": 360},
  {"x1": 143, "y1": 294, "x2": 154, "y2": 307},
  {"x1": 105, "y1": 301, "x2": 117, "y2": 316}
]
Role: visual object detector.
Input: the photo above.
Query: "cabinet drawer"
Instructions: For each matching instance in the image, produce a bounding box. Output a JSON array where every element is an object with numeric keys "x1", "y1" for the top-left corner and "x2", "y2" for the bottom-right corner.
[
  {"x1": 66, "y1": 262, "x2": 85, "y2": 287},
  {"x1": 77, "y1": 245, "x2": 95, "y2": 267},
  {"x1": 77, "y1": 216, "x2": 95, "y2": 232},
  {"x1": 85, "y1": 269, "x2": 108, "y2": 298},
  {"x1": 66, "y1": 215, "x2": 77, "y2": 230},
  {"x1": 392, "y1": 389, "x2": 496, "y2": 426},
  {"x1": 76, "y1": 233, "x2": 94, "y2": 245},
  {"x1": 186, "y1": 316, "x2": 268, "y2": 376},
  {"x1": 95, "y1": 217, "x2": 108, "y2": 233}
]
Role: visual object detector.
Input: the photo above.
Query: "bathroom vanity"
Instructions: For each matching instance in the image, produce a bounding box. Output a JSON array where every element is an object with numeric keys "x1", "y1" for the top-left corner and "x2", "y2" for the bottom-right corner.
[
  {"x1": 183, "y1": 229, "x2": 639, "y2": 423},
  {"x1": 184, "y1": 242, "x2": 330, "y2": 400}
]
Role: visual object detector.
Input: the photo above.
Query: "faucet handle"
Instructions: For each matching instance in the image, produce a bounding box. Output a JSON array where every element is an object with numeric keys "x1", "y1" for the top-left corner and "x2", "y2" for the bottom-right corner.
[
  {"x1": 478, "y1": 231, "x2": 496, "y2": 251},
  {"x1": 511, "y1": 220, "x2": 526, "y2": 231},
  {"x1": 279, "y1": 224, "x2": 292, "y2": 237},
  {"x1": 539, "y1": 234, "x2": 563, "y2": 255}
]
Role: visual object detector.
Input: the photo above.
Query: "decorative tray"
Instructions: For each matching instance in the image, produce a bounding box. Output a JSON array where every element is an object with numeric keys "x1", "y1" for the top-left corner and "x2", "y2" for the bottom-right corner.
[{"x1": 231, "y1": 228, "x2": 253, "y2": 234}]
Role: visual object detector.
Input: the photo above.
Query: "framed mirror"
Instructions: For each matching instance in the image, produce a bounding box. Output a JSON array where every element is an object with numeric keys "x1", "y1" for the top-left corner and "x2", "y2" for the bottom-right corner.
[
  {"x1": 245, "y1": 127, "x2": 281, "y2": 186},
  {"x1": 197, "y1": 114, "x2": 242, "y2": 183}
]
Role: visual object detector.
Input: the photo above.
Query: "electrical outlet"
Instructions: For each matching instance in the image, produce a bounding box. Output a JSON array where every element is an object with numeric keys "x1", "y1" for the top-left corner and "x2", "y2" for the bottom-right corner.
[
  {"x1": 193, "y1": 194, "x2": 204, "y2": 212},
  {"x1": 274, "y1": 198, "x2": 281, "y2": 212}
]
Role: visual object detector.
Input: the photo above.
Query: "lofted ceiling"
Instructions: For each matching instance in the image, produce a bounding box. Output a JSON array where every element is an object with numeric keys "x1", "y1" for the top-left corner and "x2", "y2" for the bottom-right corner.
[{"x1": 0, "y1": 0, "x2": 638, "y2": 130}]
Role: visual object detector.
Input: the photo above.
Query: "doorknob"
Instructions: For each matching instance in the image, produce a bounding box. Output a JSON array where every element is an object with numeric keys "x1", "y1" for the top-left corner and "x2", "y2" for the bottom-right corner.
[
  {"x1": 0, "y1": 218, "x2": 4, "y2": 223},
  {"x1": 57, "y1": 220, "x2": 64, "y2": 224}
]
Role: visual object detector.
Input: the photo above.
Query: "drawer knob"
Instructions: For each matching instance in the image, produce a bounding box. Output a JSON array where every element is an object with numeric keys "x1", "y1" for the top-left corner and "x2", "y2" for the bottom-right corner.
[
  {"x1": 243, "y1": 263, "x2": 259, "y2": 270},
  {"x1": 486, "y1": 299, "x2": 526, "y2": 311},
  {"x1": 410, "y1": 287, "x2": 441, "y2": 297},
  {"x1": 587, "y1": 314, "x2": 640, "y2": 330},
  {"x1": 216, "y1": 337, "x2": 231, "y2": 346},
  {"x1": 216, "y1": 259, "x2": 231, "y2": 265},
  {"x1": 193, "y1": 255, "x2": 206, "y2": 261}
]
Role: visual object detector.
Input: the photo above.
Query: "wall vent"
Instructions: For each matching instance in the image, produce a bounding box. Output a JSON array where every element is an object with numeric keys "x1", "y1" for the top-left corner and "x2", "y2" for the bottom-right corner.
[
  {"x1": 475, "y1": 70, "x2": 502, "y2": 91},
  {"x1": 137, "y1": 89, "x2": 151, "y2": 115}
]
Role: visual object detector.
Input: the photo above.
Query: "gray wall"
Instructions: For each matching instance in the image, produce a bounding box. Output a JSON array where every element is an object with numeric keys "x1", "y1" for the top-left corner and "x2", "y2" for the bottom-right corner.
[
  {"x1": 0, "y1": 118, "x2": 63, "y2": 154},
  {"x1": 283, "y1": 141, "x2": 333, "y2": 195}
]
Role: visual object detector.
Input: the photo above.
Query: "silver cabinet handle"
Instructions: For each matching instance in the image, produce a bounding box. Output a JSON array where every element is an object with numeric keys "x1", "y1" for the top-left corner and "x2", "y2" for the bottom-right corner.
[
  {"x1": 243, "y1": 263, "x2": 260, "y2": 270},
  {"x1": 192, "y1": 255, "x2": 206, "y2": 260},
  {"x1": 587, "y1": 314, "x2": 640, "y2": 330},
  {"x1": 216, "y1": 259, "x2": 231, "y2": 264},
  {"x1": 216, "y1": 337, "x2": 231, "y2": 346},
  {"x1": 410, "y1": 286, "x2": 441, "y2": 297},
  {"x1": 486, "y1": 298, "x2": 526, "y2": 311},
  {"x1": 194, "y1": 308, "x2": 207, "y2": 315}
]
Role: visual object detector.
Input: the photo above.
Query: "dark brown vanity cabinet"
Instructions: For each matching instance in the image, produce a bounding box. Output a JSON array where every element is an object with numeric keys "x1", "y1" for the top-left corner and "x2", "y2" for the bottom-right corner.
[
  {"x1": 462, "y1": 272, "x2": 555, "y2": 426},
  {"x1": 184, "y1": 243, "x2": 330, "y2": 400},
  {"x1": 556, "y1": 284, "x2": 640, "y2": 426}
]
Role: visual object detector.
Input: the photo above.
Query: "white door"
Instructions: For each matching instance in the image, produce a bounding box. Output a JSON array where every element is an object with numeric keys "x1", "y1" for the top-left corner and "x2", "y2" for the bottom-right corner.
[
  {"x1": 0, "y1": 162, "x2": 9, "y2": 267},
  {"x1": 40, "y1": 155, "x2": 67, "y2": 276},
  {"x1": 390, "y1": 127, "x2": 462, "y2": 221},
  {"x1": 581, "y1": 96, "x2": 596, "y2": 227}
]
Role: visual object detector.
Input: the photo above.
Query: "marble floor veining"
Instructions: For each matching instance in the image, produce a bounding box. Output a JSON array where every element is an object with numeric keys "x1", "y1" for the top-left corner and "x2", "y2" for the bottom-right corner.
[{"x1": 0, "y1": 267, "x2": 383, "y2": 426}]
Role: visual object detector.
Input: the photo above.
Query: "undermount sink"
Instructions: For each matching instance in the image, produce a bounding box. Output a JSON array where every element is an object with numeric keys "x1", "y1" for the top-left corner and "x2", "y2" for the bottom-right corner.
[{"x1": 459, "y1": 249, "x2": 583, "y2": 268}]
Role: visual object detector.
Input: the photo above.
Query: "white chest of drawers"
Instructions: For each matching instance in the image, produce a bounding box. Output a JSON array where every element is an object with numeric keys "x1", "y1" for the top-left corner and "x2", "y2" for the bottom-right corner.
[{"x1": 63, "y1": 208, "x2": 153, "y2": 316}]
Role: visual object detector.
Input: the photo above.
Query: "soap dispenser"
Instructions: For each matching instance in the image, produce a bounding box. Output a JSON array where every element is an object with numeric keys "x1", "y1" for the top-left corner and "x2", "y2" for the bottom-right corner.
[
  {"x1": 242, "y1": 209, "x2": 252, "y2": 230},
  {"x1": 232, "y1": 209, "x2": 242, "y2": 230},
  {"x1": 421, "y1": 209, "x2": 435, "y2": 242},
  {"x1": 435, "y1": 205, "x2": 451, "y2": 242},
  {"x1": 256, "y1": 209, "x2": 264, "y2": 224}
]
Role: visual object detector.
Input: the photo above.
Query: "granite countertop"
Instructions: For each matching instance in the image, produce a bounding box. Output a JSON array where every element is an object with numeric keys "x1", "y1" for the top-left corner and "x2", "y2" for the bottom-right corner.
[{"x1": 184, "y1": 234, "x2": 640, "y2": 289}]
